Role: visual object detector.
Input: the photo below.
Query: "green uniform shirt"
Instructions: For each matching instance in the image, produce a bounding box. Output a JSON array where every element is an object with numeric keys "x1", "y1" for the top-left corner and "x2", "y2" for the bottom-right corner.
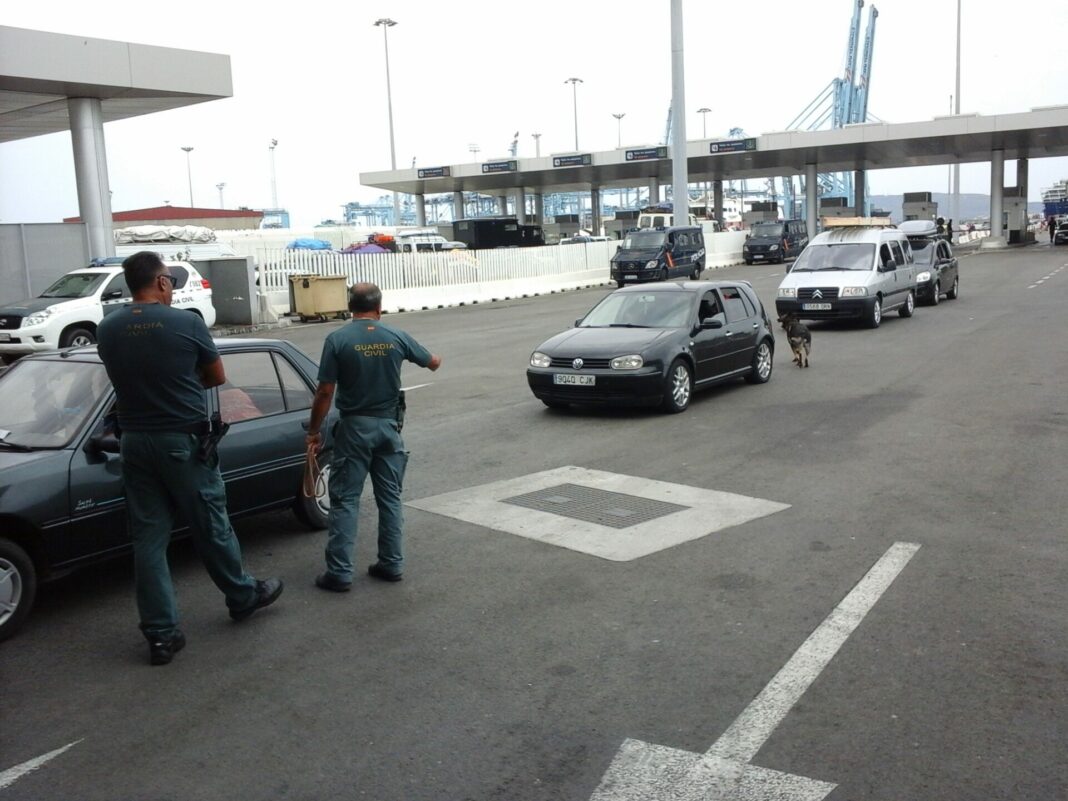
[
  {"x1": 97, "y1": 303, "x2": 218, "y2": 432},
  {"x1": 318, "y1": 319, "x2": 432, "y2": 417}
]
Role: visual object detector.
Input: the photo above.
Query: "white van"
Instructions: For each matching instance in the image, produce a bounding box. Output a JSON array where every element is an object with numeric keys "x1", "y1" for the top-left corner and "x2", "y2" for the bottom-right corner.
[
  {"x1": 637, "y1": 211, "x2": 698, "y2": 229},
  {"x1": 775, "y1": 225, "x2": 917, "y2": 328},
  {"x1": 0, "y1": 260, "x2": 216, "y2": 361},
  {"x1": 395, "y1": 231, "x2": 450, "y2": 252}
]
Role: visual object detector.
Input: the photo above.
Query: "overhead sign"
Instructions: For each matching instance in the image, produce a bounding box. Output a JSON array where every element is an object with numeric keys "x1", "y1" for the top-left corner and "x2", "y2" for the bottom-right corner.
[
  {"x1": 709, "y1": 138, "x2": 757, "y2": 154},
  {"x1": 481, "y1": 160, "x2": 518, "y2": 174},
  {"x1": 553, "y1": 154, "x2": 593, "y2": 168},
  {"x1": 417, "y1": 166, "x2": 450, "y2": 179},
  {"x1": 625, "y1": 146, "x2": 668, "y2": 162}
]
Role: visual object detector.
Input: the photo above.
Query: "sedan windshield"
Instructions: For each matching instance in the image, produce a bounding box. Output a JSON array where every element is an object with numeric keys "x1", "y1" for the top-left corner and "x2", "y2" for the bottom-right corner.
[
  {"x1": 622, "y1": 231, "x2": 666, "y2": 250},
  {"x1": 0, "y1": 360, "x2": 110, "y2": 448},
  {"x1": 40, "y1": 272, "x2": 107, "y2": 299},
  {"x1": 751, "y1": 223, "x2": 784, "y2": 239},
  {"x1": 791, "y1": 243, "x2": 875, "y2": 272},
  {"x1": 580, "y1": 292, "x2": 693, "y2": 328}
]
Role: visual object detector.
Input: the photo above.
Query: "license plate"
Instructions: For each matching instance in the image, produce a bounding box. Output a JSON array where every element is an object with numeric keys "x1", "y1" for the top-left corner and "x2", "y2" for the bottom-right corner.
[
  {"x1": 624, "y1": 275, "x2": 637, "y2": 280},
  {"x1": 554, "y1": 374, "x2": 595, "y2": 386},
  {"x1": 752, "y1": 254, "x2": 764, "y2": 260},
  {"x1": 0, "y1": 333, "x2": 10, "y2": 342},
  {"x1": 802, "y1": 303, "x2": 832, "y2": 311}
]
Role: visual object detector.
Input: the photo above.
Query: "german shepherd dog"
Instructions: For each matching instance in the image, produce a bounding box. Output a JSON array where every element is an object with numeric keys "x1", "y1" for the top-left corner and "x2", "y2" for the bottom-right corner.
[{"x1": 777, "y1": 313, "x2": 811, "y2": 368}]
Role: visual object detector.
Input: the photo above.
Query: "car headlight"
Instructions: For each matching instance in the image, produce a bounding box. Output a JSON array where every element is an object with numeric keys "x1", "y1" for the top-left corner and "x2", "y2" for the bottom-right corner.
[
  {"x1": 610, "y1": 354, "x2": 644, "y2": 370},
  {"x1": 742, "y1": 243, "x2": 750, "y2": 251},
  {"x1": 645, "y1": 260, "x2": 659, "y2": 270},
  {"x1": 840, "y1": 287, "x2": 868, "y2": 297},
  {"x1": 530, "y1": 351, "x2": 552, "y2": 368},
  {"x1": 916, "y1": 271, "x2": 931, "y2": 283},
  {"x1": 778, "y1": 287, "x2": 797, "y2": 298},
  {"x1": 769, "y1": 244, "x2": 780, "y2": 251},
  {"x1": 24, "y1": 308, "x2": 56, "y2": 327}
]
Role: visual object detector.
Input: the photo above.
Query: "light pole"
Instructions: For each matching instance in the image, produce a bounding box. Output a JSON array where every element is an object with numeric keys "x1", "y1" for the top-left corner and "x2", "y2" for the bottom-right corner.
[
  {"x1": 952, "y1": 0, "x2": 962, "y2": 223},
  {"x1": 531, "y1": 133, "x2": 542, "y2": 157},
  {"x1": 697, "y1": 108, "x2": 711, "y2": 212},
  {"x1": 375, "y1": 17, "x2": 401, "y2": 226},
  {"x1": 612, "y1": 113, "x2": 625, "y2": 148},
  {"x1": 565, "y1": 77, "x2": 583, "y2": 151},
  {"x1": 669, "y1": 0, "x2": 688, "y2": 226},
  {"x1": 180, "y1": 146, "x2": 194, "y2": 207},
  {"x1": 216, "y1": 182, "x2": 226, "y2": 208},
  {"x1": 268, "y1": 139, "x2": 279, "y2": 209}
]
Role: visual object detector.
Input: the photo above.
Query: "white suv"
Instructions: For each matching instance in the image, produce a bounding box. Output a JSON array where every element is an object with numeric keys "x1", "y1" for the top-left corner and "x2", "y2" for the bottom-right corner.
[{"x1": 0, "y1": 260, "x2": 216, "y2": 361}]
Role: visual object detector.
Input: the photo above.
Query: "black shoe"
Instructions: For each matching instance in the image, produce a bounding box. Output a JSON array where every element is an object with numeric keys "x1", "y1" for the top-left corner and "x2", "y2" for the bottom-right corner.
[
  {"x1": 149, "y1": 630, "x2": 186, "y2": 666},
  {"x1": 230, "y1": 577, "x2": 284, "y2": 621},
  {"x1": 367, "y1": 563, "x2": 403, "y2": 582},
  {"x1": 315, "y1": 572, "x2": 352, "y2": 592}
]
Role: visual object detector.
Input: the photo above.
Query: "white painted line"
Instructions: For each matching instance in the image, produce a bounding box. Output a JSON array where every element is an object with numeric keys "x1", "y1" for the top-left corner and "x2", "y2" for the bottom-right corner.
[
  {"x1": 1028, "y1": 285, "x2": 1037, "y2": 289},
  {"x1": 590, "y1": 542, "x2": 921, "y2": 800},
  {"x1": 0, "y1": 740, "x2": 82, "y2": 791},
  {"x1": 400, "y1": 382, "x2": 434, "y2": 392}
]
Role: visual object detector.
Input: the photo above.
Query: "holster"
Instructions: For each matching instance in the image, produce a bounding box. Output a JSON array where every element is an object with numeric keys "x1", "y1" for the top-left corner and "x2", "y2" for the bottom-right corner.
[
  {"x1": 197, "y1": 413, "x2": 230, "y2": 463},
  {"x1": 396, "y1": 390, "x2": 407, "y2": 432}
]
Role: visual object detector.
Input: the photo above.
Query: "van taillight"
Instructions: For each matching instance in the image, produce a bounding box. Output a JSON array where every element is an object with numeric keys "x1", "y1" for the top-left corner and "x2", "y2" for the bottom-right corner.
[{"x1": 201, "y1": 279, "x2": 211, "y2": 289}]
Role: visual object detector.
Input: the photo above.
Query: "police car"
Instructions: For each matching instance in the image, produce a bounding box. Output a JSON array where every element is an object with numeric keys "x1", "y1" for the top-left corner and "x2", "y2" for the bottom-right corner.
[{"x1": 0, "y1": 259, "x2": 216, "y2": 362}]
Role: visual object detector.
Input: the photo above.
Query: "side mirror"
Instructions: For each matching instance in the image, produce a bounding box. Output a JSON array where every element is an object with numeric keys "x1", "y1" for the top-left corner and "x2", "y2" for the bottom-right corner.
[
  {"x1": 102, "y1": 289, "x2": 124, "y2": 301},
  {"x1": 616, "y1": 244, "x2": 621, "y2": 252},
  {"x1": 745, "y1": 233, "x2": 751, "y2": 240},
  {"x1": 574, "y1": 318, "x2": 583, "y2": 327},
  {"x1": 701, "y1": 312, "x2": 726, "y2": 329},
  {"x1": 86, "y1": 431, "x2": 121, "y2": 457}
]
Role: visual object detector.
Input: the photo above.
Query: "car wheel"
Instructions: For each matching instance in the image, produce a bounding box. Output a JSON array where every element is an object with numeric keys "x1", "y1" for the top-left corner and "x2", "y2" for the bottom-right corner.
[
  {"x1": 0, "y1": 537, "x2": 36, "y2": 643},
  {"x1": 745, "y1": 340, "x2": 774, "y2": 384},
  {"x1": 659, "y1": 268, "x2": 668, "y2": 283},
  {"x1": 947, "y1": 276, "x2": 959, "y2": 300},
  {"x1": 744, "y1": 259, "x2": 752, "y2": 265},
  {"x1": 867, "y1": 297, "x2": 882, "y2": 329},
  {"x1": 293, "y1": 449, "x2": 331, "y2": 530},
  {"x1": 541, "y1": 399, "x2": 570, "y2": 410},
  {"x1": 616, "y1": 281, "x2": 625, "y2": 288},
  {"x1": 899, "y1": 290, "x2": 915, "y2": 318},
  {"x1": 60, "y1": 327, "x2": 95, "y2": 348},
  {"x1": 660, "y1": 358, "x2": 693, "y2": 414}
]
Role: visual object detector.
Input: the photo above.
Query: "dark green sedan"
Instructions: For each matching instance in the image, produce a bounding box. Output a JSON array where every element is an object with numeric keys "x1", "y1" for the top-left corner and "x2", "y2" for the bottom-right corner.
[{"x1": 0, "y1": 339, "x2": 335, "y2": 642}]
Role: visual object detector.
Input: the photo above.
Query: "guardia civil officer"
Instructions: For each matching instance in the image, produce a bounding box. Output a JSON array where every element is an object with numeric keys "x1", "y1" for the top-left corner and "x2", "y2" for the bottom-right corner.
[
  {"x1": 97, "y1": 252, "x2": 283, "y2": 665},
  {"x1": 305, "y1": 283, "x2": 441, "y2": 590}
]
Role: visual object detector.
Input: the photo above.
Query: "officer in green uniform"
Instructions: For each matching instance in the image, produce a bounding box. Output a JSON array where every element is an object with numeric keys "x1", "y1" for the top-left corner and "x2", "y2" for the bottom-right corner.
[
  {"x1": 97, "y1": 252, "x2": 284, "y2": 665},
  {"x1": 306, "y1": 283, "x2": 441, "y2": 590}
]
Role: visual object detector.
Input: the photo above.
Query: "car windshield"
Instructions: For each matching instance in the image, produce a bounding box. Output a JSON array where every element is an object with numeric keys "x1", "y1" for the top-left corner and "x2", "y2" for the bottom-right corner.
[
  {"x1": 622, "y1": 231, "x2": 666, "y2": 250},
  {"x1": 40, "y1": 272, "x2": 108, "y2": 299},
  {"x1": 580, "y1": 292, "x2": 693, "y2": 328},
  {"x1": 0, "y1": 359, "x2": 110, "y2": 448},
  {"x1": 751, "y1": 223, "x2": 784, "y2": 238},
  {"x1": 790, "y1": 243, "x2": 875, "y2": 272}
]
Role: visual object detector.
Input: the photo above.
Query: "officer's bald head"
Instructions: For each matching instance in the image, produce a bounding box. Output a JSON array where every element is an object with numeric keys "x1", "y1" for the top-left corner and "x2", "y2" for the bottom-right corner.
[{"x1": 348, "y1": 283, "x2": 382, "y2": 314}]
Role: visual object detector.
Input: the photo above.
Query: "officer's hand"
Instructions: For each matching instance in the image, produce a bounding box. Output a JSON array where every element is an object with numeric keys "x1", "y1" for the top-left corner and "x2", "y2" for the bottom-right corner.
[{"x1": 306, "y1": 432, "x2": 323, "y2": 453}]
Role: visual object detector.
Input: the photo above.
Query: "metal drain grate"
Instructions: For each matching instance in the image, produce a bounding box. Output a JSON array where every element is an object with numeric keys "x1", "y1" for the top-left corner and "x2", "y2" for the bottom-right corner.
[{"x1": 501, "y1": 483, "x2": 690, "y2": 529}]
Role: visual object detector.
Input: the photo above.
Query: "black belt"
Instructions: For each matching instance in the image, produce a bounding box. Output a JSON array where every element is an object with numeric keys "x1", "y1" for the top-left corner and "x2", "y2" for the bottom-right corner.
[
  {"x1": 340, "y1": 409, "x2": 394, "y2": 419},
  {"x1": 168, "y1": 421, "x2": 212, "y2": 435}
]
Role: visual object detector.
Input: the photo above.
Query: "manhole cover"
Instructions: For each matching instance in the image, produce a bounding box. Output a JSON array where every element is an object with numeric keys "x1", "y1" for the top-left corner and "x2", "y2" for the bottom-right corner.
[{"x1": 502, "y1": 483, "x2": 690, "y2": 529}]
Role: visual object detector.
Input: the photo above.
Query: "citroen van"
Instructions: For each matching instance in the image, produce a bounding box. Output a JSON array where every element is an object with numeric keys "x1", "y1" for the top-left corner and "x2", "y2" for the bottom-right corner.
[{"x1": 775, "y1": 225, "x2": 917, "y2": 328}]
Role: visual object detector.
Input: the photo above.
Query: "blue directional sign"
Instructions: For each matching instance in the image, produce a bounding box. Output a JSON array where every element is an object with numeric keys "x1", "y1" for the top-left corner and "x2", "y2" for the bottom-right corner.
[
  {"x1": 553, "y1": 154, "x2": 593, "y2": 168},
  {"x1": 709, "y1": 138, "x2": 756, "y2": 154},
  {"x1": 417, "y1": 166, "x2": 450, "y2": 179},
  {"x1": 625, "y1": 147, "x2": 668, "y2": 161},
  {"x1": 482, "y1": 160, "x2": 518, "y2": 174}
]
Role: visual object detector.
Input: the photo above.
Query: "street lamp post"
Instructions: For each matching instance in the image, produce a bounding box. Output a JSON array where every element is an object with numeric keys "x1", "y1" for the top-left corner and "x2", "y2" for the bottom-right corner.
[
  {"x1": 612, "y1": 113, "x2": 625, "y2": 148},
  {"x1": 216, "y1": 182, "x2": 226, "y2": 208},
  {"x1": 668, "y1": 0, "x2": 688, "y2": 226},
  {"x1": 565, "y1": 77, "x2": 583, "y2": 151},
  {"x1": 697, "y1": 108, "x2": 711, "y2": 213},
  {"x1": 375, "y1": 17, "x2": 401, "y2": 226},
  {"x1": 531, "y1": 133, "x2": 542, "y2": 157},
  {"x1": 268, "y1": 139, "x2": 279, "y2": 209},
  {"x1": 180, "y1": 146, "x2": 194, "y2": 207}
]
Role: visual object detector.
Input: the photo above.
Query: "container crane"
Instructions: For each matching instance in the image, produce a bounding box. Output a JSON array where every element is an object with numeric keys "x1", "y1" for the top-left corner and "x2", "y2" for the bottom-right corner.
[{"x1": 851, "y1": 6, "x2": 878, "y2": 124}]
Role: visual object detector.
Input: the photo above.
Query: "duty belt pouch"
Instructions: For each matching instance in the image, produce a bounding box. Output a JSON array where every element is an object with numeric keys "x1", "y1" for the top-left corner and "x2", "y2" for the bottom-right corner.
[
  {"x1": 197, "y1": 412, "x2": 231, "y2": 463},
  {"x1": 396, "y1": 390, "x2": 407, "y2": 432}
]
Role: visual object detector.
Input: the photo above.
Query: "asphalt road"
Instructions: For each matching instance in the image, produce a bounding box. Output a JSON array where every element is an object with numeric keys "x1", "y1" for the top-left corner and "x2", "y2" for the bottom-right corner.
[{"x1": 4, "y1": 243, "x2": 1068, "y2": 800}]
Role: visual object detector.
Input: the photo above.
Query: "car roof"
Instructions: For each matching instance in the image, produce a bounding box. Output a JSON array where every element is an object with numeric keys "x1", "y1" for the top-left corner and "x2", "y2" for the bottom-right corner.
[
  {"x1": 24, "y1": 338, "x2": 294, "y2": 365},
  {"x1": 614, "y1": 280, "x2": 751, "y2": 294},
  {"x1": 810, "y1": 227, "x2": 903, "y2": 245}
]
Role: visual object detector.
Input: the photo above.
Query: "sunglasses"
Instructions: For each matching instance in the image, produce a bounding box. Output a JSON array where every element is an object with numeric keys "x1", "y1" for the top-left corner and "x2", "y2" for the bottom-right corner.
[{"x1": 158, "y1": 273, "x2": 178, "y2": 288}]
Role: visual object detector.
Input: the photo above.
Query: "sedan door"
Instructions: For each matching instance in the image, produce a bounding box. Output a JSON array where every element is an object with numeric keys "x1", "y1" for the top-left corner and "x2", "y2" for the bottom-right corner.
[
  {"x1": 938, "y1": 241, "x2": 958, "y2": 292},
  {"x1": 719, "y1": 286, "x2": 759, "y2": 371},
  {"x1": 692, "y1": 291, "x2": 734, "y2": 382},
  {"x1": 213, "y1": 348, "x2": 314, "y2": 516}
]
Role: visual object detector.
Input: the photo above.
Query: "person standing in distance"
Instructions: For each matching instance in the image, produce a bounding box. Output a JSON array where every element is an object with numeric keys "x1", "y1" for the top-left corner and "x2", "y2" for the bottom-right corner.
[
  {"x1": 305, "y1": 283, "x2": 441, "y2": 590},
  {"x1": 96, "y1": 252, "x2": 283, "y2": 665}
]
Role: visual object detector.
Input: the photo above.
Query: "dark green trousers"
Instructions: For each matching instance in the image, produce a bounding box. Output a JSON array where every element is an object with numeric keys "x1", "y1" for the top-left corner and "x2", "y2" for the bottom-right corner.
[{"x1": 120, "y1": 430, "x2": 257, "y2": 640}]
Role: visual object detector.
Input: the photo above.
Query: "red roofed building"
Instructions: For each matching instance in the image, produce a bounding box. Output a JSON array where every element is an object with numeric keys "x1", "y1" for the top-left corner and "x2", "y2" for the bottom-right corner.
[{"x1": 64, "y1": 206, "x2": 264, "y2": 231}]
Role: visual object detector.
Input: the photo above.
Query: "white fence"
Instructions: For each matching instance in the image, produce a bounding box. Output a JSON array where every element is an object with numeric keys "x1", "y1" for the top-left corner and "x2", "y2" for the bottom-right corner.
[{"x1": 258, "y1": 241, "x2": 615, "y2": 316}]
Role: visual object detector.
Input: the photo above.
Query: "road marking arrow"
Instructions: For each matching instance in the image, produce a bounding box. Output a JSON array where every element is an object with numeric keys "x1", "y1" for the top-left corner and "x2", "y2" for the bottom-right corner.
[
  {"x1": 0, "y1": 740, "x2": 82, "y2": 792},
  {"x1": 591, "y1": 542, "x2": 921, "y2": 800}
]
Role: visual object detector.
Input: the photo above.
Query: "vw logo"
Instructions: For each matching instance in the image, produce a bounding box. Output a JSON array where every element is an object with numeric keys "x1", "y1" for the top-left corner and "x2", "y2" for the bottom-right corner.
[
  {"x1": 812, "y1": 289, "x2": 824, "y2": 299},
  {"x1": 572, "y1": 358, "x2": 584, "y2": 370}
]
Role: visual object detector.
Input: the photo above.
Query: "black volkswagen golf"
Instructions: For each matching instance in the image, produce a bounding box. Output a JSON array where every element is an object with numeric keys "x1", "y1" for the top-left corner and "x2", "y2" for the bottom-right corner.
[{"x1": 527, "y1": 281, "x2": 775, "y2": 413}]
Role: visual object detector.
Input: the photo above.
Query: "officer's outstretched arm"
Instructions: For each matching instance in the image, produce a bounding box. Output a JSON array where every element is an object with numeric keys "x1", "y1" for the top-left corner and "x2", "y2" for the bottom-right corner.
[{"x1": 198, "y1": 357, "x2": 227, "y2": 388}]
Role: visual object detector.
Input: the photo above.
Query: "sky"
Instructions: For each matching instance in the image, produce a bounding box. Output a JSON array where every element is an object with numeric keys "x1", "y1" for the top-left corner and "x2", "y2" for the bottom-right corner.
[{"x1": 2, "y1": 0, "x2": 1068, "y2": 228}]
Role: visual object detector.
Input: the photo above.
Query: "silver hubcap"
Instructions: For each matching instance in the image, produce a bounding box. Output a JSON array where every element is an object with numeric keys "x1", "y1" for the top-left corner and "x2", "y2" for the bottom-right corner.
[
  {"x1": 756, "y1": 344, "x2": 772, "y2": 379},
  {"x1": 71, "y1": 334, "x2": 92, "y2": 347},
  {"x1": 672, "y1": 365, "x2": 691, "y2": 408},
  {"x1": 953, "y1": 278, "x2": 959, "y2": 296},
  {"x1": 873, "y1": 301, "x2": 881, "y2": 324},
  {"x1": 0, "y1": 559, "x2": 22, "y2": 626},
  {"x1": 315, "y1": 464, "x2": 332, "y2": 516},
  {"x1": 906, "y1": 293, "x2": 914, "y2": 312}
]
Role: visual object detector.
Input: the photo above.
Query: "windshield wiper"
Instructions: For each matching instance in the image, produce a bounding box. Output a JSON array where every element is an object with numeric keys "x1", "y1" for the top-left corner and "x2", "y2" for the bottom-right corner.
[
  {"x1": 608, "y1": 323, "x2": 650, "y2": 328},
  {"x1": 0, "y1": 440, "x2": 33, "y2": 452}
]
